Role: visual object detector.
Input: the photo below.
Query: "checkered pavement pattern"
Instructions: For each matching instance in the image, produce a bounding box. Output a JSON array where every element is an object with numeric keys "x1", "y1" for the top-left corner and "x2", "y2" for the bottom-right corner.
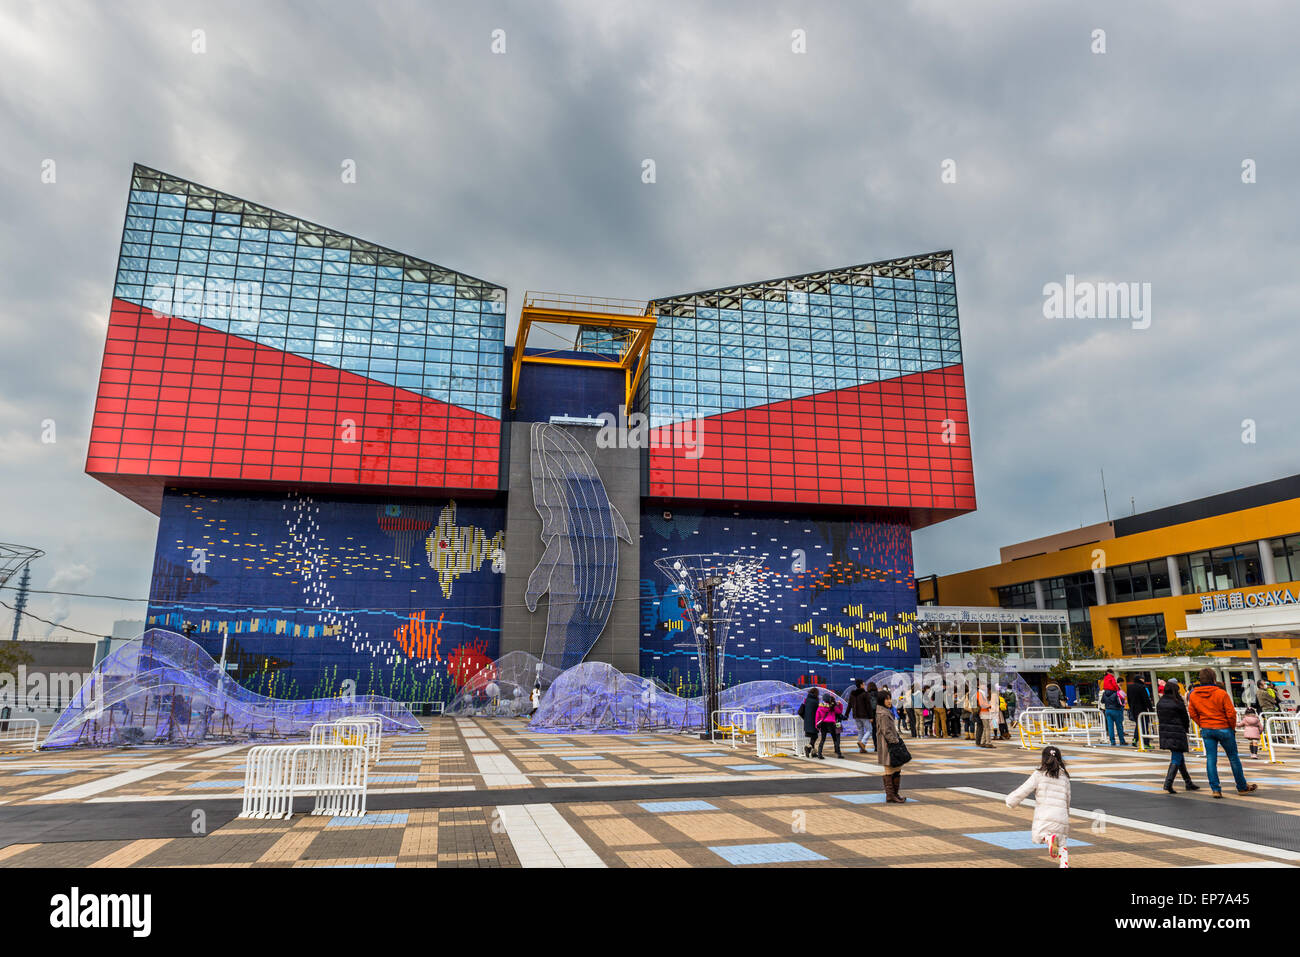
[{"x1": 3, "y1": 718, "x2": 1300, "y2": 867}]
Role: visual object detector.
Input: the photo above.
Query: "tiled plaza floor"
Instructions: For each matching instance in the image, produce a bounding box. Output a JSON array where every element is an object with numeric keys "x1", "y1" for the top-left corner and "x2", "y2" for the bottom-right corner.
[{"x1": 2, "y1": 718, "x2": 1298, "y2": 867}]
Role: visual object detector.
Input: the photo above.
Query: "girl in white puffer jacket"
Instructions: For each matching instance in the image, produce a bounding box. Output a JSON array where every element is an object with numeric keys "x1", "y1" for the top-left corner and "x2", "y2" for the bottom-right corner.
[{"x1": 1006, "y1": 746, "x2": 1072, "y2": 867}]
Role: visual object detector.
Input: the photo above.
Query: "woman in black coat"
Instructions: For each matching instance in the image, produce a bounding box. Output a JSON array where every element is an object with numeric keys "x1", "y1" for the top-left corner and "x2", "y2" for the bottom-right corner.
[
  {"x1": 1156, "y1": 679, "x2": 1200, "y2": 794},
  {"x1": 797, "y1": 687, "x2": 821, "y2": 758}
]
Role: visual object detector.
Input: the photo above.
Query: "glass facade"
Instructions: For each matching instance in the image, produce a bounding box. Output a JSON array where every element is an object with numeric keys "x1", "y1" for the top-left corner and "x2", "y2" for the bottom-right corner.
[
  {"x1": 88, "y1": 165, "x2": 505, "y2": 505},
  {"x1": 1175, "y1": 541, "x2": 1263, "y2": 594},
  {"x1": 932, "y1": 620, "x2": 1068, "y2": 659},
  {"x1": 643, "y1": 252, "x2": 974, "y2": 512},
  {"x1": 1272, "y1": 534, "x2": 1300, "y2": 584},
  {"x1": 1117, "y1": 613, "x2": 1167, "y2": 656},
  {"x1": 1103, "y1": 558, "x2": 1173, "y2": 603}
]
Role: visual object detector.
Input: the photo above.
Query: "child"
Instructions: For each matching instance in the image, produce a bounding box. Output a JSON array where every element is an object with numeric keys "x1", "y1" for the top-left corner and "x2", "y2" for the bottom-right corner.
[
  {"x1": 1005, "y1": 745, "x2": 1072, "y2": 868},
  {"x1": 1242, "y1": 706, "x2": 1263, "y2": 759},
  {"x1": 814, "y1": 693, "x2": 845, "y2": 759}
]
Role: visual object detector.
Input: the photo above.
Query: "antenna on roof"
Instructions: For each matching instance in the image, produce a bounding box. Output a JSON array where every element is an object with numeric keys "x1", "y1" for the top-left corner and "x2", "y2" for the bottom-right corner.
[{"x1": 1100, "y1": 468, "x2": 1111, "y2": 522}]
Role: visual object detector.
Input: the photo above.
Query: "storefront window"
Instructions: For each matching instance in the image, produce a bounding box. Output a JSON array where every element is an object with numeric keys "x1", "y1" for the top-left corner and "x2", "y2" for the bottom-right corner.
[{"x1": 1117, "y1": 613, "x2": 1167, "y2": 656}]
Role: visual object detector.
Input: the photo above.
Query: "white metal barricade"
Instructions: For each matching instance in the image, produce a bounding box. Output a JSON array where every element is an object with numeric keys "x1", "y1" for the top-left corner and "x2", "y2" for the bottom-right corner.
[
  {"x1": 310, "y1": 717, "x2": 382, "y2": 759},
  {"x1": 756, "y1": 714, "x2": 802, "y2": 759},
  {"x1": 0, "y1": 717, "x2": 40, "y2": 752},
  {"x1": 1135, "y1": 710, "x2": 1203, "y2": 754},
  {"x1": 240, "y1": 744, "x2": 368, "y2": 820},
  {"x1": 1017, "y1": 707, "x2": 1103, "y2": 747},
  {"x1": 712, "y1": 710, "x2": 760, "y2": 748},
  {"x1": 1136, "y1": 711, "x2": 1159, "y2": 751},
  {"x1": 1264, "y1": 714, "x2": 1300, "y2": 764}
]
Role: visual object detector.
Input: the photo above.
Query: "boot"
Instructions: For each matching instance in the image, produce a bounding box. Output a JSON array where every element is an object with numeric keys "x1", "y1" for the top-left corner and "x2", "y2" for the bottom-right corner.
[
  {"x1": 1179, "y1": 763, "x2": 1200, "y2": 791},
  {"x1": 883, "y1": 775, "x2": 903, "y2": 803},
  {"x1": 890, "y1": 771, "x2": 907, "y2": 803},
  {"x1": 858, "y1": 742, "x2": 867, "y2": 754},
  {"x1": 1163, "y1": 763, "x2": 1178, "y2": 794}
]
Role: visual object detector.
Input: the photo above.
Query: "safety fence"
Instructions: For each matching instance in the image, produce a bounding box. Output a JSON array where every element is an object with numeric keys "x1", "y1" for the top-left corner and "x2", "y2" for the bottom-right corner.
[
  {"x1": 239, "y1": 744, "x2": 369, "y2": 820},
  {"x1": 712, "y1": 709, "x2": 760, "y2": 749},
  {"x1": 309, "y1": 717, "x2": 382, "y2": 760},
  {"x1": 1017, "y1": 708, "x2": 1105, "y2": 748},
  {"x1": 1264, "y1": 714, "x2": 1300, "y2": 764},
  {"x1": 0, "y1": 717, "x2": 40, "y2": 752},
  {"x1": 756, "y1": 714, "x2": 803, "y2": 759},
  {"x1": 1135, "y1": 711, "x2": 1204, "y2": 754}
]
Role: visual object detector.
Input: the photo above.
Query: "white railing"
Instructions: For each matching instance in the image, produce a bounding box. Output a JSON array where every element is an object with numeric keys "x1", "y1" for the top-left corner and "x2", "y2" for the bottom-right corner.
[
  {"x1": 310, "y1": 717, "x2": 382, "y2": 760},
  {"x1": 1017, "y1": 708, "x2": 1104, "y2": 748},
  {"x1": 240, "y1": 744, "x2": 368, "y2": 820},
  {"x1": 712, "y1": 709, "x2": 761, "y2": 748},
  {"x1": 1135, "y1": 710, "x2": 1204, "y2": 754},
  {"x1": 1264, "y1": 714, "x2": 1300, "y2": 764},
  {"x1": 0, "y1": 717, "x2": 40, "y2": 752},
  {"x1": 756, "y1": 714, "x2": 802, "y2": 759},
  {"x1": 1137, "y1": 711, "x2": 1159, "y2": 751}
]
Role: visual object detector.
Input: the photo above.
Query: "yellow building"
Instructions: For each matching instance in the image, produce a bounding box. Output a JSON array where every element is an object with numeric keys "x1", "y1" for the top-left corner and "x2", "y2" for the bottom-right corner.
[{"x1": 925, "y1": 474, "x2": 1300, "y2": 680}]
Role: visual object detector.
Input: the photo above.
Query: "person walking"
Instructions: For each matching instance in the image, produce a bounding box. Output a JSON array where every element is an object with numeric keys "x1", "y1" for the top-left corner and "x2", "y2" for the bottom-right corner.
[
  {"x1": 1242, "y1": 706, "x2": 1263, "y2": 759},
  {"x1": 1126, "y1": 675, "x2": 1152, "y2": 748},
  {"x1": 1004, "y1": 686, "x2": 1018, "y2": 729},
  {"x1": 813, "y1": 692, "x2": 845, "y2": 760},
  {"x1": 798, "y1": 686, "x2": 821, "y2": 758},
  {"x1": 1156, "y1": 679, "x2": 1200, "y2": 793},
  {"x1": 905, "y1": 686, "x2": 920, "y2": 738},
  {"x1": 1186, "y1": 667, "x2": 1258, "y2": 799},
  {"x1": 1044, "y1": 680, "x2": 1063, "y2": 709},
  {"x1": 976, "y1": 682, "x2": 997, "y2": 748},
  {"x1": 1101, "y1": 681, "x2": 1127, "y2": 746},
  {"x1": 529, "y1": 683, "x2": 541, "y2": 717},
  {"x1": 933, "y1": 695, "x2": 948, "y2": 739},
  {"x1": 875, "y1": 688, "x2": 908, "y2": 802},
  {"x1": 998, "y1": 689, "x2": 1010, "y2": 740},
  {"x1": 1257, "y1": 680, "x2": 1280, "y2": 714},
  {"x1": 1005, "y1": 745, "x2": 1072, "y2": 868},
  {"x1": 847, "y1": 679, "x2": 874, "y2": 754}
]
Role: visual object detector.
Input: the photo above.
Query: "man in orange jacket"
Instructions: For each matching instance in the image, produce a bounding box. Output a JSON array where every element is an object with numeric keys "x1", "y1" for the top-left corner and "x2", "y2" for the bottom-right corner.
[{"x1": 1186, "y1": 667, "x2": 1258, "y2": 798}]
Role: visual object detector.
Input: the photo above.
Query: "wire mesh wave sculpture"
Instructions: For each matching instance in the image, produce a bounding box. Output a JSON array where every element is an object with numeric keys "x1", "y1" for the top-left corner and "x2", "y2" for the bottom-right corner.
[
  {"x1": 526, "y1": 660, "x2": 850, "y2": 734},
  {"x1": 444, "y1": 650, "x2": 564, "y2": 717},
  {"x1": 42, "y1": 628, "x2": 421, "y2": 749}
]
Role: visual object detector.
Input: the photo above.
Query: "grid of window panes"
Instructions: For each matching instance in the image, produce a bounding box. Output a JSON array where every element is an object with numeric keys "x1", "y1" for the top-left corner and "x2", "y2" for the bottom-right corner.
[
  {"x1": 1103, "y1": 558, "x2": 1174, "y2": 603},
  {"x1": 1270, "y1": 534, "x2": 1300, "y2": 584},
  {"x1": 1173, "y1": 542, "x2": 1264, "y2": 594},
  {"x1": 112, "y1": 165, "x2": 505, "y2": 416},
  {"x1": 996, "y1": 582, "x2": 1038, "y2": 609},
  {"x1": 1117, "y1": 614, "x2": 1167, "y2": 656},
  {"x1": 931, "y1": 620, "x2": 1068, "y2": 659},
  {"x1": 647, "y1": 253, "x2": 961, "y2": 429}
]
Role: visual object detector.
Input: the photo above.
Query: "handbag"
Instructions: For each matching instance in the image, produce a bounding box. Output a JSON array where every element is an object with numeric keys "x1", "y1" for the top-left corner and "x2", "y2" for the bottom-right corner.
[{"x1": 887, "y1": 737, "x2": 913, "y2": 767}]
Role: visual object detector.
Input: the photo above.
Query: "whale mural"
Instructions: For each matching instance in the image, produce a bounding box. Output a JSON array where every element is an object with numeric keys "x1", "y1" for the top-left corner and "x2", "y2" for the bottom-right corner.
[{"x1": 524, "y1": 423, "x2": 632, "y2": 670}]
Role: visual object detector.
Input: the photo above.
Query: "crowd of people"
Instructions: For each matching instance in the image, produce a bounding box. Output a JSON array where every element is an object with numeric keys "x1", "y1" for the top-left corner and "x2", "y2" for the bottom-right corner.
[{"x1": 791, "y1": 666, "x2": 1275, "y2": 862}]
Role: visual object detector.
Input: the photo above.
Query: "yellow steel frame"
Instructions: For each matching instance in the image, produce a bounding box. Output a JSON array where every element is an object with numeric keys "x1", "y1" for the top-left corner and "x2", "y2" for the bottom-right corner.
[{"x1": 510, "y1": 292, "x2": 657, "y2": 411}]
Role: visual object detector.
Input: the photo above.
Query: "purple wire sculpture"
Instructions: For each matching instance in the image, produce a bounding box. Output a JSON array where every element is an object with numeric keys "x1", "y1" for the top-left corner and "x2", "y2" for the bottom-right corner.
[{"x1": 42, "y1": 628, "x2": 421, "y2": 749}]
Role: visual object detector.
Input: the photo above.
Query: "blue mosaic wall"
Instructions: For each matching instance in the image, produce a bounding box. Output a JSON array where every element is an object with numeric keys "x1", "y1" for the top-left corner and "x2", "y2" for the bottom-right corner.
[
  {"x1": 146, "y1": 489, "x2": 505, "y2": 702},
  {"x1": 640, "y1": 508, "x2": 918, "y2": 692}
]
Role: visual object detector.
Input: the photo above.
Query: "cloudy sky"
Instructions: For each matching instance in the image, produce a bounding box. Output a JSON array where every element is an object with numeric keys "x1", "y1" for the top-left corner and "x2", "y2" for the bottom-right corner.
[{"x1": 2, "y1": 0, "x2": 1297, "y2": 641}]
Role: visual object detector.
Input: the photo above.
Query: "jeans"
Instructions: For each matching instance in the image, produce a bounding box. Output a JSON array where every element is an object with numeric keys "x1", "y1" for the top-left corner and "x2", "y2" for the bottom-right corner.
[
  {"x1": 857, "y1": 719, "x2": 873, "y2": 746},
  {"x1": 1104, "y1": 708, "x2": 1126, "y2": 745},
  {"x1": 1201, "y1": 727, "x2": 1249, "y2": 792},
  {"x1": 907, "y1": 708, "x2": 918, "y2": 737}
]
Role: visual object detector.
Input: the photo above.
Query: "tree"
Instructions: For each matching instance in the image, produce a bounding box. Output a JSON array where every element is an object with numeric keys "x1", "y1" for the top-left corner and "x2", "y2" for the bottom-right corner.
[
  {"x1": 0, "y1": 642, "x2": 33, "y2": 677},
  {"x1": 1047, "y1": 629, "x2": 1106, "y2": 687},
  {"x1": 1163, "y1": 634, "x2": 1214, "y2": 658},
  {"x1": 0, "y1": 643, "x2": 33, "y2": 711}
]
